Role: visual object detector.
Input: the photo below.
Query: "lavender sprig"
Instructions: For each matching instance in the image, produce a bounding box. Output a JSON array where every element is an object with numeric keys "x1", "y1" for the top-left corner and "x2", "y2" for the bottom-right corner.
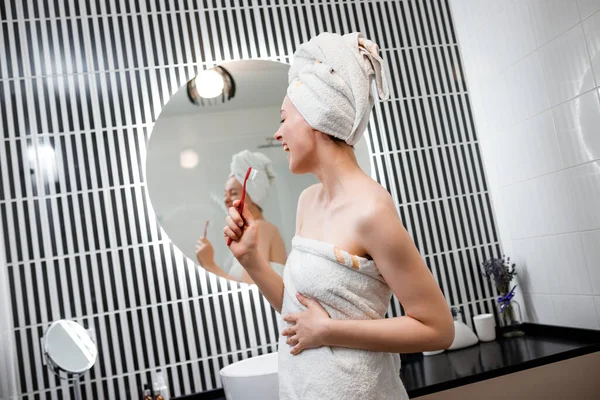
[{"x1": 481, "y1": 254, "x2": 516, "y2": 295}]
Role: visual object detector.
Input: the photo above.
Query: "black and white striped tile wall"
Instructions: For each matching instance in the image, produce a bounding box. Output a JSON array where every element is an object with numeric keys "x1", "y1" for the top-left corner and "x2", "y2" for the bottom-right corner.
[{"x1": 0, "y1": 0, "x2": 501, "y2": 398}]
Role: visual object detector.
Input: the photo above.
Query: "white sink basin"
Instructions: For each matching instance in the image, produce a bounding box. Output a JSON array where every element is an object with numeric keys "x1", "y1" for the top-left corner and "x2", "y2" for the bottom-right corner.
[{"x1": 219, "y1": 352, "x2": 279, "y2": 400}]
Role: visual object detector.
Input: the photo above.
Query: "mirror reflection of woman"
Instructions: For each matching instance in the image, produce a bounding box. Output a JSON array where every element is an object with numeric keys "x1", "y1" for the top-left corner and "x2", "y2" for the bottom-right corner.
[
  {"x1": 223, "y1": 33, "x2": 454, "y2": 399},
  {"x1": 195, "y1": 150, "x2": 286, "y2": 284}
]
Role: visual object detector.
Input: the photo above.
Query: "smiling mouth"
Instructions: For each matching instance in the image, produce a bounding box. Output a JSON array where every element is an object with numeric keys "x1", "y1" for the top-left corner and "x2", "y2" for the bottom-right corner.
[{"x1": 283, "y1": 144, "x2": 290, "y2": 152}]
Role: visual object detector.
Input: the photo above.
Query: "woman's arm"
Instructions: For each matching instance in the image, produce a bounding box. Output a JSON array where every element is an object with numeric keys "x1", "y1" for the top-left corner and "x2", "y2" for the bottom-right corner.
[
  {"x1": 238, "y1": 251, "x2": 285, "y2": 312},
  {"x1": 200, "y1": 261, "x2": 237, "y2": 281},
  {"x1": 240, "y1": 228, "x2": 283, "y2": 286},
  {"x1": 269, "y1": 226, "x2": 288, "y2": 265},
  {"x1": 326, "y1": 200, "x2": 454, "y2": 352},
  {"x1": 224, "y1": 200, "x2": 285, "y2": 312}
]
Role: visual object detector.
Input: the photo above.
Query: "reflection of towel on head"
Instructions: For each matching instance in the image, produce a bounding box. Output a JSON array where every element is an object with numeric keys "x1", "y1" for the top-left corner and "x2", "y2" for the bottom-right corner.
[
  {"x1": 287, "y1": 32, "x2": 391, "y2": 146},
  {"x1": 230, "y1": 150, "x2": 276, "y2": 209}
]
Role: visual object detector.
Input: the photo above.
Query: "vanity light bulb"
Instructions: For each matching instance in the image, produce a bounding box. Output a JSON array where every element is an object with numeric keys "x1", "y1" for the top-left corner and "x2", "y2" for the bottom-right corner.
[
  {"x1": 180, "y1": 149, "x2": 199, "y2": 169},
  {"x1": 195, "y1": 69, "x2": 225, "y2": 99}
]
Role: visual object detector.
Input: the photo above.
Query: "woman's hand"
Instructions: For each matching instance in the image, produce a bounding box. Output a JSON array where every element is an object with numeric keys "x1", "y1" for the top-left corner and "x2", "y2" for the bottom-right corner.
[
  {"x1": 224, "y1": 199, "x2": 260, "y2": 262},
  {"x1": 195, "y1": 237, "x2": 215, "y2": 267},
  {"x1": 281, "y1": 293, "x2": 332, "y2": 355}
]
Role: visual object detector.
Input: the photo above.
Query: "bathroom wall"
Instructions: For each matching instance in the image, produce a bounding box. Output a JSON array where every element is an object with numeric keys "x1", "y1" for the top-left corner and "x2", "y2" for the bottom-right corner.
[
  {"x1": 1, "y1": 1, "x2": 499, "y2": 398},
  {"x1": 0, "y1": 234, "x2": 19, "y2": 398},
  {"x1": 450, "y1": 0, "x2": 600, "y2": 329}
]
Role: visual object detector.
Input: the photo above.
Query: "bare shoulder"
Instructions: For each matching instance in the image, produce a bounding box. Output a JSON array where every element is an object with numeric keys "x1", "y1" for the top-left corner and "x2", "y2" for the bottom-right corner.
[
  {"x1": 355, "y1": 178, "x2": 396, "y2": 215},
  {"x1": 299, "y1": 183, "x2": 321, "y2": 205},
  {"x1": 354, "y1": 179, "x2": 401, "y2": 232},
  {"x1": 295, "y1": 183, "x2": 321, "y2": 234},
  {"x1": 256, "y1": 219, "x2": 282, "y2": 240},
  {"x1": 256, "y1": 219, "x2": 277, "y2": 231}
]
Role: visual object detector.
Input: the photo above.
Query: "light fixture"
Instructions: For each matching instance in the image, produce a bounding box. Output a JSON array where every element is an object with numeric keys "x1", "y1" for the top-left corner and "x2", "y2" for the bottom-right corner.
[
  {"x1": 179, "y1": 149, "x2": 199, "y2": 169},
  {"x1": 187, "y1": 66, "x2": 236, "y2": 106},
  {"x1": 195, "y1": 69, "x2": 224, "y2": 99}
]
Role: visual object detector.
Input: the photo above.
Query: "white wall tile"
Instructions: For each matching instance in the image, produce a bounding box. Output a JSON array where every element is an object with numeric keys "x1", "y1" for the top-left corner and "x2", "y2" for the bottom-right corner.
[
  {"x1": 528, "y1": 0, "x2": 581, "y2": 46},
  {"x1": 478, "y1": 138, "x2": 500, "y2": 189},
  {"x1": 523, "y1": 293, "x2": 556, "y2": 324},
  {"x1": 454, "y1": 0, "x2": 600, "y2": 330},
  {"x1": 493, "y1": 111, "x2": 562, "y2": 186},
  {"x1": 454, "y1": 10, "x2": 507, "y2": 116},
  {"x1": 504, "y1": 171, "x2": 579, "y2": 239},
  {"x1": 552, "y1": 294, "x2": 600, "y2": 329},
  {"x1": 581, "y1": 230, "x2": 600, "y2": 295},
  {"x1": 594, "y1": 296, "x2": 600, "y2": 324},
  {"x1": 577, "y1": 0, "x2": 600, "y2": 20},
  {"x1": 502, "y1": 185, "x2": 532, "y2": 240},
  {"x1": 543, "y1": 233, "x2": 593, "y2": 295},
  {"x1": 464, "y1": 30, "x2": 492, "y2": 82},
  {"x1": 513, "y1": 234, "x2": 592, "y2": 296},
  {"x1": 481, "y1": 75, "x2": 514, "y2": 134},
  {"x1": 505, "y1": 52, "x2": 551, "y2": 124},
  {"x1": 552, "y1": 90, "x2": 600, "y2": 167},
  {"x1": 450, "y1": 0, "x2": 512, "y2": 35},
  {"x1": 513, "y1": 237, "x2": 551, "y2": 294},
  {"x1": 467, "y1": 86, "x2": 491, "y2": 140},
  {"x1": 539, "y1": 25, "x2": 595, "y2": 106},
  {"x1": 583, "y1": 10, "x2": 600, "y2": 86},
  {"x1": 496, "y1": 1, "x2": 538, "y2": 69},
  {"x1": 566, "y1": 161, "x2": 600, "y2": 231},
  {"x1": 491, "y1": 196, "x2": 514, "y2": 255},
  {"x1": 449, "y1": 0, "x2": 473, "y2": 41}
]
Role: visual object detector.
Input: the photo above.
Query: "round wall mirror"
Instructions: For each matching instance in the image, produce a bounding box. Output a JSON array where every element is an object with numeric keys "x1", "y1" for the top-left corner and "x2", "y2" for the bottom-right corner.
[
  {"x1": 146, "y1": 60, "x2": 372, "y2": 284},
  {"x1": 42, "y1": 319, "x2": 97, "y2": 382}
]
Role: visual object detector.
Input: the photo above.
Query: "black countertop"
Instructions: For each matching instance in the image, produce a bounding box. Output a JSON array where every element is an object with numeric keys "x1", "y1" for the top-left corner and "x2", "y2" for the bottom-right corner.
[
  {"x1": 174, "y1": 323, "x2": 600, "y2": 400},
  {"x1": 401, "y1": 323, "x2": 600, "y2": 397}
]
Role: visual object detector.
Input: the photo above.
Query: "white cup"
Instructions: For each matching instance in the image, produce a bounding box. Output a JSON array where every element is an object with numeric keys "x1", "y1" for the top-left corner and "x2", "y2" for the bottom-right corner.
[{"x1": 473, "y1": 314, "x2": 496, "y2": 342}]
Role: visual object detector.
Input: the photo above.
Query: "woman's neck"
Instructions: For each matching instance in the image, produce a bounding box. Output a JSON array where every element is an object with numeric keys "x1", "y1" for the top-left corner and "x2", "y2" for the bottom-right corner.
[
  {"x1": 247, "y1": 204, "x2": 265, "y2": 220},
  {"x1": 312, "y1": 145, "x2": 364, "y2": 205}
]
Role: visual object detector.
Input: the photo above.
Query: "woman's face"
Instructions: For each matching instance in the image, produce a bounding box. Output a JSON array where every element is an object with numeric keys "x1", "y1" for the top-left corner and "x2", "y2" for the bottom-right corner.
[
  {"x1": 223, "y1": 176, "x2": 255, "y2": 209},
  {"x1": 223, "y1": 176, "x2": 242, "y2": 209},
  {"x1": 274, "y1": 96, "x2": 318, "y2": 174}
]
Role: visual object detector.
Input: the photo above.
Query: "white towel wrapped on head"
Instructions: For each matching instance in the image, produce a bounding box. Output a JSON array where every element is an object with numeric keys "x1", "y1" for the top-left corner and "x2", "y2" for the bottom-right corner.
[
  {"x1": 287, "y1": 32, "x2": 391, "y2": 146},
  {"x1": 229, "y1": 150, "x2": 276, "y2": 209}
]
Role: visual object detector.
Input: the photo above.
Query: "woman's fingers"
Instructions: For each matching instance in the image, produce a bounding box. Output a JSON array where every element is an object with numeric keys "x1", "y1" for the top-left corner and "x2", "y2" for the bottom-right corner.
[
  {"x1": 286, "y1": 335, "x2": 299, "y2": 346},
  {"x1": 223, "y1": 226, "x2": 239, "y2": 242},
  {"x1": 235, "y1": 200, "x2": 255, "y2": 226},
  {"x1": 226, "y1": 215, "x2": 243, "y2": 237},
  {"x1": 228, "y1": 206, "x2": 245, "y2": 228}
]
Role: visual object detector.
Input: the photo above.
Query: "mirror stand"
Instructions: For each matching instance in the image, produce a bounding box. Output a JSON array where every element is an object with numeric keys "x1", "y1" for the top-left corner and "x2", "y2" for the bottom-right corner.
[
  {"x1": 41, "y1": 338, "x2": 85, "y2": 400},
  {"x1": 41, "y1": 320, "x2": 98, "y2": 400}
]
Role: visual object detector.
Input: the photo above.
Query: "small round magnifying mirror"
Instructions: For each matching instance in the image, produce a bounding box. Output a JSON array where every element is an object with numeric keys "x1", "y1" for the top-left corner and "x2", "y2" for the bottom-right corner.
[{"x1": 42, "y1": 319, "x2": 97, "y2": 399}]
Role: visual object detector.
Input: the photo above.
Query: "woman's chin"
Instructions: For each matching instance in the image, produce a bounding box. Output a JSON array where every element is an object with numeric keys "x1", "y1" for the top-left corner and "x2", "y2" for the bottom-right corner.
[{"x1": 288, "y1": 155, "x2": 308, "y2": 175}]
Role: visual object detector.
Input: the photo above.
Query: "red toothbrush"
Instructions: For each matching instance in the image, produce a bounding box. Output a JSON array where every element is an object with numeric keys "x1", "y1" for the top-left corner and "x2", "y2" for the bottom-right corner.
[
  {"x1": 227, "y1": 166, "x2": 256, "y2": 246},
  {"x1": 203, "y1": 220, "x2": 210, "y2": 238}
]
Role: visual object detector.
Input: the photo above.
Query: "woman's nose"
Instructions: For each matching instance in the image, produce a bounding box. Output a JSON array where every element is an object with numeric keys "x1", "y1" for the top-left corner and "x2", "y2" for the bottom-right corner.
[{"x1": 274, "y1": 129, "x2": 282, "y2": 141}]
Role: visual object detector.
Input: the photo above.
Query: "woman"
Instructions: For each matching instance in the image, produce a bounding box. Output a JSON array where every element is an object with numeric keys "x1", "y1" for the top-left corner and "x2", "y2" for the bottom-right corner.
[
  {"x1": 223, "y1": 33, "x2": 454, "y2": 399},
  {"x1": 196, "y1": 150, "x2": 286, "y2": 284}
]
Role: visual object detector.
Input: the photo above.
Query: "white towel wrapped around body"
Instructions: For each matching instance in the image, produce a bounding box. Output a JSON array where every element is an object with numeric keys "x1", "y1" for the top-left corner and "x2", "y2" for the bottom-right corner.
[
  {"x1": 287, "y1": 32, "x2": 391, "y2": 146},
  {"x1": 278, "y1": 236, "x2": 408, "y2": 400},
  {"x1": 229, "y1": 150, "x2": 276, "y2": 209}
]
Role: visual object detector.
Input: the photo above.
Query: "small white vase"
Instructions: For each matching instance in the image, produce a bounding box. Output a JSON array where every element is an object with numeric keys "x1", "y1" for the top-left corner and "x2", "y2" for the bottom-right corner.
[{"x1": 447, "y1": 320, "x2": 479, "y2": 351}]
